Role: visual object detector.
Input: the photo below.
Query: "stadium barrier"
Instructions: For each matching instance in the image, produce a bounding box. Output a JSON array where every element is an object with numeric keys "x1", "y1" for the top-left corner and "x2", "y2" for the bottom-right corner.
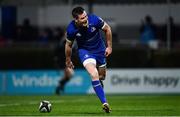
[
  {"x1": 1, "y1": 46, "x2": 180, "y2": 69},
  {"x1": 0, "y1": 70, "x2": 91, "y2": 95},
  {"x1": 102, "y1": 69, "x2": 180, "y2": 94},
  {"x1": 0, "y1": 69, "x2": 180, "y2": 95},
  {"x1": 0, "y1": 73, "x2": 3, "y2": 94}
]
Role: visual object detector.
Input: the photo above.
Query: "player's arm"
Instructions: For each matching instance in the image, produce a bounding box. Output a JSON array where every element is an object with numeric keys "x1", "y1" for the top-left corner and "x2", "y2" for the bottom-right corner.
[
  {"x1": 65, "y1": 38, "x2": 74, "y2": 69},
  {"x1": 102, "y1": 22, "x2": 112, "y2": 57}
]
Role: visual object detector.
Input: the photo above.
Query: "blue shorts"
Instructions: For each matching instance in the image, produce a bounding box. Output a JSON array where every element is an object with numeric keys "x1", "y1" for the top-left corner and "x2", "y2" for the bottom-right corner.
[{"x1": 78, "y1": 49, "x2": 106, "y2": 67}]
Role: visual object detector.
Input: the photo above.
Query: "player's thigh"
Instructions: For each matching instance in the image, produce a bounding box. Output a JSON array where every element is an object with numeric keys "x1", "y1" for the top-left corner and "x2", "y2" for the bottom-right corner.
[
  {"x1": 78, "y1": 49, "x2": 94, "y2": 64},
  {"x1": 98, "y1": 66, "x2": 106, "y2": 80}
]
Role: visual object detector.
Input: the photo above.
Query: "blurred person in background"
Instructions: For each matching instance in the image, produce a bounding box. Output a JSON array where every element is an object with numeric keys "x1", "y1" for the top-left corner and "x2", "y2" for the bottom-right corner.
[
  {"x1": 15, "y1": 26, "x2": 23, "y2": 42},
  {"x1": 54, "y1": 27, "x2": 64, "y2": 42},
  {"x1": 54, "y1": 29, "x2": 78, "y2": 95},
  {"x1": 164, "y1": 16, "x2": 178, "y2": 48},
  {"x1": 65, "y1": 6, "x2": 112, "y2": 113},
  {"x1": 140, "y1": 15, "x2": 158, "y2": 49},
  {"x1": 21, "y1": 18, "x2": 34, "y2": 41},
  {"x1": 55, "y1": 66, "x2": 74, "y2": 95},
  {"x1": 38, "y1": 28, "x2": 53, "y2": 45},
  {"x1": 19, "y1": 18, "x2": 38, "y2": 42}
]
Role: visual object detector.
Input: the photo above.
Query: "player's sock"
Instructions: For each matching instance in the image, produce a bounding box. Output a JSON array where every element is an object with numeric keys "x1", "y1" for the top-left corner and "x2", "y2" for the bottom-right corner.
[{"x1": 92, "y1": 80, "x2": 107, "y2": 104}]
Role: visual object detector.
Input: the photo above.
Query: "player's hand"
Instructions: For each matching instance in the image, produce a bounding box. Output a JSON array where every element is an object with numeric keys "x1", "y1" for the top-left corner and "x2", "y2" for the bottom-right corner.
[
  {"x1": 105, "y1": 47, "x2": 112, "y2": 57},
  {"x1": 66, "y1": 59, "x2": 74, "y2": 69}
]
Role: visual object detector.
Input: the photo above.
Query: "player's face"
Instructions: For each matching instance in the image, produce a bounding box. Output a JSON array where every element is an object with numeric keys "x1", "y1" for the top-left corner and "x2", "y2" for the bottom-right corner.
[{"x1": 76, "y1": 11, "x2": 88, "y2": 27}]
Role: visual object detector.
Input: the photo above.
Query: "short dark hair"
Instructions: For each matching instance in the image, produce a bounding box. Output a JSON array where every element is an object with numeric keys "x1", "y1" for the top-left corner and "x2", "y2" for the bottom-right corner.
[{"x1": 72, "y1": 6, "x2": 85, "y2": 19}]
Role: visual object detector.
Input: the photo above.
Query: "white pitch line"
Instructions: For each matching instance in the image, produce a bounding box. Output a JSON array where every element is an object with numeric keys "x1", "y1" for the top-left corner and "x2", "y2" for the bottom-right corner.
[
  {"x1": 0, "y1": 98, "x2": 86, "y2": 107},
  {"x1": 0, "y1": 103, "x2": 21, "y2": 107}
]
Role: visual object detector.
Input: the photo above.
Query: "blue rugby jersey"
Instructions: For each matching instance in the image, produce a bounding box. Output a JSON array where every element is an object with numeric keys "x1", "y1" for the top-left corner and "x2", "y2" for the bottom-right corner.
[{"x1": 66, "y1": 14, "x2": 106, "y2": 53}]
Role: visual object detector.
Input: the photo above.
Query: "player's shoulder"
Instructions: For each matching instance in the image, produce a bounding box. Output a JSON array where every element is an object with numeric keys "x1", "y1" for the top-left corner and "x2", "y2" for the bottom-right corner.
[
  {"x1": 88, "y1": 14, "x2": 99, "y2": 21},
  {"x1": 88, "y1": 14, "x2": 103, "y2": 24},
  {"x1": 66, "y1": 20, "x2": 76, "y2": 33}
]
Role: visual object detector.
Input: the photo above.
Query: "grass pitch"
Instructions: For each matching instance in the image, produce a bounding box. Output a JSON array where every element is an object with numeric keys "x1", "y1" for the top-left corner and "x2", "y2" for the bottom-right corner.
[{"x1": 0, "y1": 95, "x2": 180, "y2": 116}]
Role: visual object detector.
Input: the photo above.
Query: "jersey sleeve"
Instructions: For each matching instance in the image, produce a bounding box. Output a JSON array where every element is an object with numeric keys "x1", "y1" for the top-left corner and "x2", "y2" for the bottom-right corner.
[
  {"x1": 66, "y1": 27, "x2": 75, "y2": 43},
  {"x1": 93, "y1": 14, "x2": 105, "y2": 29}
]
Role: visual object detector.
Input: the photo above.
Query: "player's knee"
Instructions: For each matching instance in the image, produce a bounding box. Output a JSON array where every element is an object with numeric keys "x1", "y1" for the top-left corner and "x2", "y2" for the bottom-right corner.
[
  {"x1": 99, "y1": 75, "x2": 105, "y2": 80},
  {"x1": 65, "y1": 67, "x2": 74, "y2": 77},
  {"x1": 90, "y1": 69, "x2": 99, "y2": 80}
]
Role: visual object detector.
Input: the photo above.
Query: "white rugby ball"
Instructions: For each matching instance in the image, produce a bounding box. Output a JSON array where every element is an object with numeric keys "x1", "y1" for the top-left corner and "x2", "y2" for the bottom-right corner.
[{"x1": 39, "y1": 100, "x2": 52, "y2": 113}]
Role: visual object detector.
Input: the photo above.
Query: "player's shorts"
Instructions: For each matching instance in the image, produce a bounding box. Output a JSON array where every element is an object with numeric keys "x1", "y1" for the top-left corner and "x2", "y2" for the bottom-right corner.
[{"x1": 78, "y1": 49, "x2": 106, "y2": 67}]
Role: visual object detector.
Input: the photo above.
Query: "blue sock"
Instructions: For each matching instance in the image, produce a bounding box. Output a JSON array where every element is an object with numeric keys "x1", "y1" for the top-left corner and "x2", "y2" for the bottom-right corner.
[{"x1": 92, "y1": 80, "x2": 107, "y2": 104}]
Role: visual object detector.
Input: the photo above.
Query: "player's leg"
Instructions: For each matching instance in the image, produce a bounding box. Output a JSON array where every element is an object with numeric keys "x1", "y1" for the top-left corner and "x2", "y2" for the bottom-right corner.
[
  {"x1": 84, "y1": 59, "x2": 106, "y2": 104},
  {"x1": 79, "y1": 49, "x2": 111, "y2": 113},
  {"x1": 96, "y1": 52, "x2": 107, "y2": 88},
  {"x1": 83, "y1": 58, "x2": 111, "y2": 113},
  {"x1": 97, "y1": 65, "x2": 106, "y2": 88},
  {"x1": 55, "y1": 67, "x2": 73, "y2": 95},
  {"x1": 97, "y1": 65, "x2": 111, "y2": 113},
  {"x1": 95, "y1": 52, "x2": 111, "y2": 112},
  {"x1": 56, "y1": 76, "x2": 69, "y2": 95}
]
